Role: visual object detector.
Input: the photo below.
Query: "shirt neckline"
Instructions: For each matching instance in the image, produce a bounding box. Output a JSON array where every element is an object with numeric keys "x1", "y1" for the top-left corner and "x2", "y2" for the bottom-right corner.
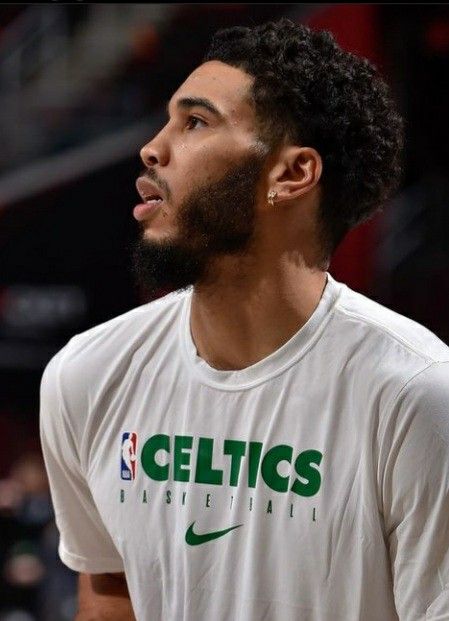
[{"x1": 179, "y1": 272, "x2": 342, "y2": 391}]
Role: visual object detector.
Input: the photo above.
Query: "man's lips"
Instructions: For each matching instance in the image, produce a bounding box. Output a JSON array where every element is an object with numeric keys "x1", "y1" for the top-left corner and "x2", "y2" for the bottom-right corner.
[
  {"x1": 135, "y1": 176, "x2": 164, "y2": 202},
  {"x1": 133, "y1": 199, "x2": 164, "y2": 222},
  {"x1": 134, "y1": 175, "x2": 166, "y2": 222}
]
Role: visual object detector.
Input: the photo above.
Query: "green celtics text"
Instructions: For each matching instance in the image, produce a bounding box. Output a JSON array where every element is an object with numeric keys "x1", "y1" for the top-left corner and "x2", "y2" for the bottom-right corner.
[{"x1": 141, "y1": 435, "x2": 322, "y2": 497}]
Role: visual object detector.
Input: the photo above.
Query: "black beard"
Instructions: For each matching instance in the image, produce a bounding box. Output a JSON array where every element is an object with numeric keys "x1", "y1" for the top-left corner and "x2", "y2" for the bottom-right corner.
[{"x1": 131, "y1": 152, "x2": 266, "y2": 299}]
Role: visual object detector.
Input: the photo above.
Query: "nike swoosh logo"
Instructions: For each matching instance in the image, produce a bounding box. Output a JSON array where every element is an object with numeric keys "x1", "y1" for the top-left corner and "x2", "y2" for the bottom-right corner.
[{"x1": 185, "y1": 521, "x2": 243, "y2": 546}]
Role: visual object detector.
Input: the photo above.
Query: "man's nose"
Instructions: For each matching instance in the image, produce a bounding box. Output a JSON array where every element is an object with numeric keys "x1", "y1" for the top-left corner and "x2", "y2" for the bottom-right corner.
[{"x1": 139, "y1": 131, "x2": 169, "y2": 168}]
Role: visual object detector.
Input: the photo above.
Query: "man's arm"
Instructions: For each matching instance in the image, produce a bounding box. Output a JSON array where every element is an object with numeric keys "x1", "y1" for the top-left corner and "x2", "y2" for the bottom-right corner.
[
  {"x1": 379, "y1": 362, "x2": 449, "y2": 619},
  {"x1": 76, "y1": 573, "x2": 136, "y2": 621}
]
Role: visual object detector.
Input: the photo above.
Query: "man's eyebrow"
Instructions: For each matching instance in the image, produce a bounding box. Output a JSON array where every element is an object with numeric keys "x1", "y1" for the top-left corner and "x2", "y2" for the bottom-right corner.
[{"x1": 166, "y1": 97, "x2": 225, "y2": 120}]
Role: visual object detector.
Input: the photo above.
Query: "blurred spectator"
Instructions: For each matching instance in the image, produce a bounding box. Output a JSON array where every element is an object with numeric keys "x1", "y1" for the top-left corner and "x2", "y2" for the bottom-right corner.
[{"x1": 0, "y1": 451, "x2": 76, "y2": 621}]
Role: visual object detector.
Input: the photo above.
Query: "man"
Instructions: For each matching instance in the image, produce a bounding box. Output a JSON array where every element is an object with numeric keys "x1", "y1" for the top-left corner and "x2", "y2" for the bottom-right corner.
[{"x1": 40, "y1": 18, "x2": 449, "y2": 621}]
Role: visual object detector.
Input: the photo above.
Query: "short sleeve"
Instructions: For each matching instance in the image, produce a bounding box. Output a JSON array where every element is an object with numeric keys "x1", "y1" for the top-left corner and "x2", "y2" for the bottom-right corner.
[
  {"x1": 39, "y1": 348, "x2": 124, "y2": 574},
  {"x1": 379, "y1": 361, "x2": 449, "y2": 620}
]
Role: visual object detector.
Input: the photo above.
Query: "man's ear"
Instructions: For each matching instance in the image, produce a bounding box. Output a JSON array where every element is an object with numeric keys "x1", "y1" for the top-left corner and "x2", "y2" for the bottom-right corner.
[{"x1": 268, "y1": 146, "x2": 322, "y2": 204}]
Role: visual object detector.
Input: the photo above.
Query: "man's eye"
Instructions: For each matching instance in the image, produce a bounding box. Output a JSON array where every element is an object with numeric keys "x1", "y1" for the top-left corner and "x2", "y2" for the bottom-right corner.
[{"x1": 186, "y1": 116, "x2": 207, "y2": 130}]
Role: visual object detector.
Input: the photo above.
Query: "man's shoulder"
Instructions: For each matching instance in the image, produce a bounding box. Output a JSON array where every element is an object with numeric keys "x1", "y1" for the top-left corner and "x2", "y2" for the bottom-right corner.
[
  {"x1": 334, "y1": 281, "x2": 449, "y2": 366},
  {"x1": 60, "y1": 287, "x2": 189, "y2": 360},
  {"x1": 326, "y1": 279, "x2": 449, "y2": 412},
  {"x1": 41, "y1": 288, "x2": 190, "y2": 412}
]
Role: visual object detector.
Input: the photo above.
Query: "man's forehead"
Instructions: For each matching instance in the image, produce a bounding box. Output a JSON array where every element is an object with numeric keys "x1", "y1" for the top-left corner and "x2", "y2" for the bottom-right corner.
[{"x1": 170, "y1": 60, "x2": 255, "y2": 118}]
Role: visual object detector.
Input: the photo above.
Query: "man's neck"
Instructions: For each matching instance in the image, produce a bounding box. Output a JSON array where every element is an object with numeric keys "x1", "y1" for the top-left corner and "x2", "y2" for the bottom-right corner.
[{"x1": 190, "y1": 254, "x2": 328, "y2": 371}]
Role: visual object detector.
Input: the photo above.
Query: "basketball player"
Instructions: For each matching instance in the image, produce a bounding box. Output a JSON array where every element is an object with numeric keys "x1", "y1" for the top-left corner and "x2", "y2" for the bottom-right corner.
[{"x1": 40, "y1": 19, "x2": 449, "y2": 621}]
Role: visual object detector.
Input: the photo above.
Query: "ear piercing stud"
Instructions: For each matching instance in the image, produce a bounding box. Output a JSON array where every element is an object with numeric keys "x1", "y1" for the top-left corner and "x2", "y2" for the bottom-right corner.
[{"x1": 268, "y1": 190, "x2": 277, "y2": 207}]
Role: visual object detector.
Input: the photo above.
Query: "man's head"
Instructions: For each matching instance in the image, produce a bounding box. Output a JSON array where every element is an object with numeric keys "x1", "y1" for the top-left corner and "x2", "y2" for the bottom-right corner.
[
  {"x1": 133, "y1": 60, "x2": 270, "y2": 294},
  {"x1": 133, "y1": 18, "x2": 403, "y2": 294}
]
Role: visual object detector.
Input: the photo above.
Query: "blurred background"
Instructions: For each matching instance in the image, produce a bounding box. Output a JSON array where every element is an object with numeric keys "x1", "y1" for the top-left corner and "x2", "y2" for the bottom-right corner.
[{"x1": 0, "y1": 3, "x2": 448, "y2": 619}]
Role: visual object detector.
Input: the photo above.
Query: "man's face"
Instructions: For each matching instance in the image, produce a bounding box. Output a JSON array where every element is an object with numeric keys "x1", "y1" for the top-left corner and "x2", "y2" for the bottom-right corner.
[{"x1": 132, "y1": 60, "x2": 269, "y2": 295}]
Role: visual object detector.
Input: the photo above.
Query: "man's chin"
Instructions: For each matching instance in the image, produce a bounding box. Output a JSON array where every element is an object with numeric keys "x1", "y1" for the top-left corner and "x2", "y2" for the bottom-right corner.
[
  {"x1": 139, "y1": 222, "x2": 175, "y2": 243},
  {"x1": 131, "y1": 236, "x2": 207, "y2": 297}
]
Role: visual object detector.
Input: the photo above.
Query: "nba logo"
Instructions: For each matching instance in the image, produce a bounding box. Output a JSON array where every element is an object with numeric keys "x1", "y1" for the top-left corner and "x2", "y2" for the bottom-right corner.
[{"x1": 121, "y1": 432, "x2": 138, "y2": 481}]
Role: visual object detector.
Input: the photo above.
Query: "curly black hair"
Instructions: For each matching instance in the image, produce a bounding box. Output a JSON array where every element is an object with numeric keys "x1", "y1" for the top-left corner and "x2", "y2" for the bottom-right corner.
[{"x1": 203, "y1": 18, "x2": 404, "y2": 263}]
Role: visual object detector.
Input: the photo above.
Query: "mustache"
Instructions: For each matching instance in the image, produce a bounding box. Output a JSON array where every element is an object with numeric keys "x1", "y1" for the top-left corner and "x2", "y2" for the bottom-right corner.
[{"x1": 139, "y1": 168, "x2": 171, "y2": 201}]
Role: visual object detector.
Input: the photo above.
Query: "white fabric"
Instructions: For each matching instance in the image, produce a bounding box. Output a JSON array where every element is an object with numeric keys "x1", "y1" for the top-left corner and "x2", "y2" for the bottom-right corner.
[{"x1": 40, "y1": 273, "x2": 449, "y2": 621}]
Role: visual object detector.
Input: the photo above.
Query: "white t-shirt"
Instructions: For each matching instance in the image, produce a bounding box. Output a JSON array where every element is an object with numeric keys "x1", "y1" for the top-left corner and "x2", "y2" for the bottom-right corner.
[{"x1": 40, "y1": 273, "x2": 449, "y2": 621}]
